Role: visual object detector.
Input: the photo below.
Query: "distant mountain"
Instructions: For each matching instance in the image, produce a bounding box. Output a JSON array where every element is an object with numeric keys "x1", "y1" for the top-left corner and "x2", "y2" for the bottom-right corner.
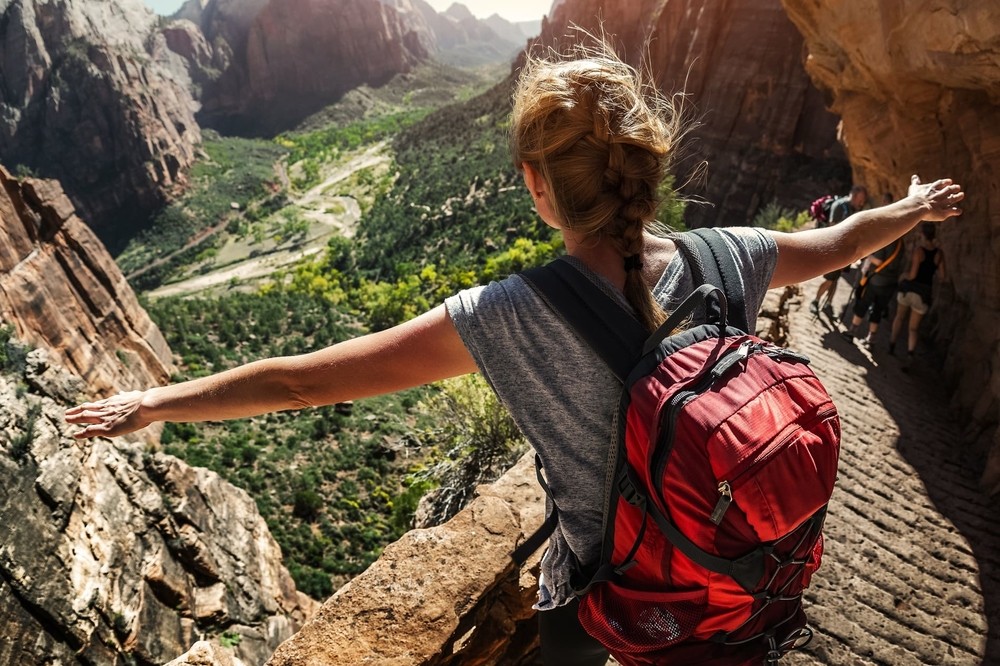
[
  {"x1": 165, "y1": 0, "x2": 430, "y2": 135},
  {"x1": 383, "y1": 0, "x2": 530, "y2": 67}
]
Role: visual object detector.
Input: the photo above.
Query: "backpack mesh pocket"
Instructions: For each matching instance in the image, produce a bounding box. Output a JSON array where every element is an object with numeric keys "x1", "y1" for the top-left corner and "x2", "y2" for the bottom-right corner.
[{"x1": 577, "y1": 582, "x2": 706, "y2": 655}]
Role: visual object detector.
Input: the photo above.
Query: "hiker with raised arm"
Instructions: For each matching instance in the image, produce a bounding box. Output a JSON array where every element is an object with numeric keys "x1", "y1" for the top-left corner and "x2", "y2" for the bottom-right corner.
[{"x1": 67, "y1": 41, "x2": 963, "y2": 666}]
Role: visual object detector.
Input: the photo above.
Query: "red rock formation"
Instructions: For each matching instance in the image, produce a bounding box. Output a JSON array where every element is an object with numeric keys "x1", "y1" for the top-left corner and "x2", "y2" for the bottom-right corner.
[
  {"x1": 0, "y1": 167, "x2": 173, "y2": 398},
  {"x1": 187, "y1": 0, "x2": 429, "y2": 133},
  {"x1": 780, "y1": 0, "x2": 1000, "y2": 493},
  {"x1": 0, "y1": 0, "x2": 201, "y2": 250},
  {"x1": 533, "y1": 0, "x2": 847, "y2": 228}
]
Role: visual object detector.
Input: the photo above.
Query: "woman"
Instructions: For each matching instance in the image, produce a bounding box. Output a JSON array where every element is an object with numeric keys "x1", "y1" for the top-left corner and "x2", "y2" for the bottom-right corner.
[
  {"x1": 889, "y1": 222, "x2": 947, "y2": 363},
  {"x1": 66, "y1": 43, "x2": 963, "y2": 664}
]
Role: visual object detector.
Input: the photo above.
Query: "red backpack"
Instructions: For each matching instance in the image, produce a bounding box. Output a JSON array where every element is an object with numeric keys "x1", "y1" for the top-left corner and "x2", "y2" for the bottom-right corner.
[
  {"x1": 808, "y1": 195, "x2": 837, "y2": 227},
  {"x1": 518, "y1": 229, "x2": 840, "y2": 665}
]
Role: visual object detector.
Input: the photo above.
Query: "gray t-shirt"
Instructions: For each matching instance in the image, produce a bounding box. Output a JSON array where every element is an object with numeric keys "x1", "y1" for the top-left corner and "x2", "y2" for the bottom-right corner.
[{"x1": 445, "y1": 227, "x2": 778, "y2": 608}]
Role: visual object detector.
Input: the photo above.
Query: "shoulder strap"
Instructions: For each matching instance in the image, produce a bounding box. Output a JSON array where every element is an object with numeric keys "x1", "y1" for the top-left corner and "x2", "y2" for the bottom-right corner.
[
  {"x1": 859, "y1": 239, "x2": 903, "y2": 286},
  {"x1": 520, "y1": 259, "x2": 646, "y2": 382},
  {"x1": 670, "y1": 228, "x2": 750, "y2": 332}
]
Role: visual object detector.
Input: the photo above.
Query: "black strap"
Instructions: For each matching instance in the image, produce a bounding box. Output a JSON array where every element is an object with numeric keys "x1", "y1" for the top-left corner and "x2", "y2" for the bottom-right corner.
[
  {"x1": 513, "y1": 455, "x2": 561, "y2": 565},
  {"x1": 520, "y1": 259, "x2": 646, "y2": 382},
  {"x1": 670, "y1": 228, "x2": 750, "y2": 332}
]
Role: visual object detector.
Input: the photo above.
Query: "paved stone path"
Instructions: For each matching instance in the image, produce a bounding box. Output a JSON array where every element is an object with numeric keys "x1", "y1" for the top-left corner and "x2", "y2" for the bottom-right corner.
[{"x1": 784, "y1": 277, "x2": 1000, "y2": 665}]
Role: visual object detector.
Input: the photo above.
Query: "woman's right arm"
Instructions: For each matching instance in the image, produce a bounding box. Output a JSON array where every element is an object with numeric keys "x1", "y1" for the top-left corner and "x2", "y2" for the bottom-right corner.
[
  {"x1": 766, "y1": 175, "x2": 963, "y2": 289},
  {"x1": 65, "y1": 304, "x2": 477, "y2": 439}
]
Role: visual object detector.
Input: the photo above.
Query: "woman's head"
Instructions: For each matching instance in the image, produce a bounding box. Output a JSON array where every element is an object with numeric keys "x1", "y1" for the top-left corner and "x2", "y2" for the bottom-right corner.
[{"x1": 510, "y1": 41, "x2": 682, "y2": 329}]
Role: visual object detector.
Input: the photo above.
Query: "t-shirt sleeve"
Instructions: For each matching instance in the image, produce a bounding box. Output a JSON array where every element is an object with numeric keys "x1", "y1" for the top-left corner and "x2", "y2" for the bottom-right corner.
[{"x1": 715, "y1": 227, "x2": 778, "y2": 322}]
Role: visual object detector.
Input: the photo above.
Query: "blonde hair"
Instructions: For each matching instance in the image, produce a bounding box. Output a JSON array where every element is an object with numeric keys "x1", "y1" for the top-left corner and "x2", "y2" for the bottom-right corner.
[{"x1": 510, "y1": 41, "x2": 683, "y2": 331}]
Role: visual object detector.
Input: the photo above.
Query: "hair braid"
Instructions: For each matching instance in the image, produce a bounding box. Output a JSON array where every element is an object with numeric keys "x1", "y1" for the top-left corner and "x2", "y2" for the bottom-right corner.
[{"x1": 511, "y1": 39, "x2": 685, "y2": 331}]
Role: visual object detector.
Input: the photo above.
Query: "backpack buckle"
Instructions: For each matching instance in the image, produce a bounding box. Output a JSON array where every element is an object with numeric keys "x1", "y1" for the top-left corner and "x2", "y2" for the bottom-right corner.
[{"x1": 617, "y1": 474, "x2": 645, "y2": 506}]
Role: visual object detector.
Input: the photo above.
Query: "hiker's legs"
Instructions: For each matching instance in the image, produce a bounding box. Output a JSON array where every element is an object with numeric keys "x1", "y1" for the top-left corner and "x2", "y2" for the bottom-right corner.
[
  {"x1": 865, "y1": 286, "x2": 893, "y2": 341},
  {"x1": 848, "y1": 297, "x2": 868, "y2": 336},
  {"x1": 907, "y1": 310, "x2": 926, "y2": 354},
  {"x1": 890, "y1": 302, "x2": 910, "y2": 353},
  {"x1": 538, "y1": 599, "x2": 609, "y2": 666}
]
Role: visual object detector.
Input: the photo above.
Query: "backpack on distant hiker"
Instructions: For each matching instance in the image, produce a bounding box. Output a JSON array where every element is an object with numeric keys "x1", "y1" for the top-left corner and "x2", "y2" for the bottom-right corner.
[
  {"x1": 517, "y1": 228, "x2": 841, "y2": 665},
  {"x1": 808, "y1": 195, "x2": 837, "y2": 227}
]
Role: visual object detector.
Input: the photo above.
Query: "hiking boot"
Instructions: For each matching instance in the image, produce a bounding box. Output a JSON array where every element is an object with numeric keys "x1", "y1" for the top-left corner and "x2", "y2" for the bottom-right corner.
[
  {"x1": 902, "y1": 352, "x2": 915, "y2": 373},
  {"x1": 841, "y1": 329, "x2": 854, "y2": 342},
  {"x1": 809, "y1": 300, "x2": 820, "y2": 315}
]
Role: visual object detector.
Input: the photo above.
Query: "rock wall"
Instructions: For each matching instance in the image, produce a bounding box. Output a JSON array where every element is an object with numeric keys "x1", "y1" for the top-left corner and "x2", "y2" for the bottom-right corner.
[
  {"x1": 0, "y1": 167, "x2": 173, "y2": 401},
  {"x1": 263, "y1": 451, "x2": 545, "y2": 666},
  {"x1": 0, "y1": 0, "x2": 201, "y2": 250},
  {"x1": 0, "y1": 166, "x2": 317, "y2": 663},
  {"x1": 534, "y1": 0, "x2": 848, "y2": 227},
  {"x1": 176, "y1": 0, "x2": 429, "y2": 134},
  {"x1": 0, "y1": 371, "x2": 317, "y2": 665},
  {"x1": 779, "y1": 0, "x2": 1000, "y2": 492}
]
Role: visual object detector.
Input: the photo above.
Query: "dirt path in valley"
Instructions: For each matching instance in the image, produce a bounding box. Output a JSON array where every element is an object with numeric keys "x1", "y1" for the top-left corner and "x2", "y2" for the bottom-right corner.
[{"x1": 146, "y1": 144, "x2": 390, "y2": 300}]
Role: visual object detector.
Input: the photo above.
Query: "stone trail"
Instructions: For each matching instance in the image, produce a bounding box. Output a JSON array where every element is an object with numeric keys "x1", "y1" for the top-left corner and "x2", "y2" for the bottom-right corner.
[{"x1": 783, "y1": 277, "x2": 1000, "y2": 666}]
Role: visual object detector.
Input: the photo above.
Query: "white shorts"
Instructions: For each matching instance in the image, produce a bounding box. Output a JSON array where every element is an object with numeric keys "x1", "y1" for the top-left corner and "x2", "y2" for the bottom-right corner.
[{"x1": 897, "y1": 290, "x2": 929, "y2": 315}]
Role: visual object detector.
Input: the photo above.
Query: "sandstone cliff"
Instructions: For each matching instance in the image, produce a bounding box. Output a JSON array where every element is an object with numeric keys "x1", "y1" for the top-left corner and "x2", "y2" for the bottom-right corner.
[
  {"x1": 779, "y1": 0, "x2": 1000, "y2": 493},
  {"x1": 0, "y1": 0, "x2": 201, "y2": 251},
  {"x1": 172, "y1": 0, "x2": 429, "y2": 134},
  {"x1": 534, "y1": 0, "x2": 847, "y2": 228},
  {"x1": 0, "y1": 371, "x2": 316, "y2": 665},
  {"x1": 0, "y1": 167, "x2": 173, "y2": 401},
  {"x1": 0, "y1": 167, "x2": 316, "y2": 664}
]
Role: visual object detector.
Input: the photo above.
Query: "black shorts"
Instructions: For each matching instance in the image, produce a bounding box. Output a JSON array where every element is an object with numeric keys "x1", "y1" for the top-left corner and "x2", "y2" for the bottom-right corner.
[{"x1": 853, "y1": 283, "x2": 896, "y2": 324}]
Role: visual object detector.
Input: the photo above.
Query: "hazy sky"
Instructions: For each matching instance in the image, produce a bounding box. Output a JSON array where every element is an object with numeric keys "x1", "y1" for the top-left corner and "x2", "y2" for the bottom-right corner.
[{"x1": 142, "y1": 0, "x2": 549, "y2": 23}]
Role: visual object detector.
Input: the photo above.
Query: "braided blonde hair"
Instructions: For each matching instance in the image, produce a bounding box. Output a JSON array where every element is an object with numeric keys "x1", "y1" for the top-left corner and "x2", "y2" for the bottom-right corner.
[{"x1": 510, "y1": 41, "x2": 683, "y2": 331}]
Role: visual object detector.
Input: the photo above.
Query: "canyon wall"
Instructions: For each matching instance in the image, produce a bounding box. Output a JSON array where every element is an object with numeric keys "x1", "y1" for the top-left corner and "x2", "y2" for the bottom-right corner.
[
  {"x1": 174, "y1": 0, "x2": 429, "y2": 134},
  {"x1": 534, "y1": 0, "x2": 848, "y2": 228},
  {"x1": 780, "y1": 0, "x2": 1000, "y2": 492},
  {"x1": 0, "y1": 167, "x2": 173, "y2": 401},
  {"x1": 0, "y1": 0, "x2": 201, "y2": 250},
  {"x1": 0, "y1": 168, "x2": 316, "y2": 664}
]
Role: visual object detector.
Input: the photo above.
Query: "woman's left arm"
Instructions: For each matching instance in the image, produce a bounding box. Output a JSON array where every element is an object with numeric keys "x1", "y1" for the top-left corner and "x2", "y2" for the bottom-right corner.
[
  {"x1": 66, "y1": 304, "x2": 477, "y2": 439},
  {"x1": 767, "y1": 176, "x2": 963, "y2": 289}
]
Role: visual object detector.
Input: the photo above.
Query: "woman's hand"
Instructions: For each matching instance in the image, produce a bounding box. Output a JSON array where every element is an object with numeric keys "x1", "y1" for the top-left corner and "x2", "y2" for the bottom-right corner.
[
  {"x1": 907, "y1": 175, "x2": 964, "y2": 221},
  {"x1": 65, "y1": 391, "x2": 150, "y2": 439}
]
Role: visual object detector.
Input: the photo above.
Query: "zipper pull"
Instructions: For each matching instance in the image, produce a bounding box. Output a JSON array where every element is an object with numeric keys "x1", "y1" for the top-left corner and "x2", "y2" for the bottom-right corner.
[{"x1": 710, "y1": 481, "x2": 732, "y2": 525}]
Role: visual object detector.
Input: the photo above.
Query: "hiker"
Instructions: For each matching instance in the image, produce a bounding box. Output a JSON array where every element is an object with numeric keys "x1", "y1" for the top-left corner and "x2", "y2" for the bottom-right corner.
[
  {"x1": 843, "y1": 229, "x2": 905, "y2": 346},
  {"x1": 66, "y1": 42, "x2": 964, "y2": 665},
  {"x1": 808, "y1": 184, "x2": 869, "y2": 315},
  {"x1": 889, "y1": 222, "x2": 947, "y2": 365}
]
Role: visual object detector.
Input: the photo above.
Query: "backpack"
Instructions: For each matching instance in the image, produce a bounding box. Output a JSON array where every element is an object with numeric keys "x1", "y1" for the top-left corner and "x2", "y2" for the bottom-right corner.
[
  {"x1": 808, "y1": 195, "x2": 837, "y2": 227},
  {"x1": 517, "y1": 228, "x2": 840, "y2": 665}
]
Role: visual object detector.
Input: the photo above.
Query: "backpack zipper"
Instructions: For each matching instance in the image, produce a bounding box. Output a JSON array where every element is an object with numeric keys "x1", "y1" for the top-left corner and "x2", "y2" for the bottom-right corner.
[
  {"x1": 708, "y1": 403, "x2": 837, "y2": 525},
  {"x1": 709, "y1": 481, "x2": 733, "y2": 524},
  {"x1": 651, "y1": 340, "x2": 754, "y2": 498}
]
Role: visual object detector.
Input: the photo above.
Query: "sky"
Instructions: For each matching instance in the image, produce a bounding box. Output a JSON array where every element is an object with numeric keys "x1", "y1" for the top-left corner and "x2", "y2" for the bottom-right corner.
[{"x1": 142, "y1": 0, "x2": 549, "y2": 24}]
